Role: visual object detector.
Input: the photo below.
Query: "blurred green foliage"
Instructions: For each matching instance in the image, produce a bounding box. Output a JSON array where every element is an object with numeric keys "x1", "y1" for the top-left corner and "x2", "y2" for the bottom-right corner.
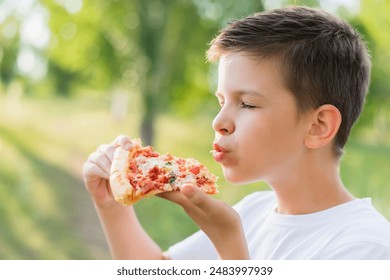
[{"x1": 0, "y1": 0, "x2": 389, "y2": 259}]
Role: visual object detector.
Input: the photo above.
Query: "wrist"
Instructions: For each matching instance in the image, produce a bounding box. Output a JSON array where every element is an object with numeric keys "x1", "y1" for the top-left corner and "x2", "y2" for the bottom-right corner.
[
  {"x1": 215, "y1": 229, "x2": 250, "y2": 260},
  {"x1": 94, "y1": 199, "x2": 131, "y2": 215}
]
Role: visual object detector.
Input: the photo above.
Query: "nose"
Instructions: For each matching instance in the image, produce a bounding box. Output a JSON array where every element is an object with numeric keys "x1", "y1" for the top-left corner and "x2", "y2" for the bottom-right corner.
[{"x1": 212, "y1": 108, "x2": 235, "y2": 135}]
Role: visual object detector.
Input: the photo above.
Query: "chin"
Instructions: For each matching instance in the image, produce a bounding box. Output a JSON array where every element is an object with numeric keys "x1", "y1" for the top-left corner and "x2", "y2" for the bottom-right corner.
[{"x1": 223, "y1": 169, "x2": 255, "y2": 185}]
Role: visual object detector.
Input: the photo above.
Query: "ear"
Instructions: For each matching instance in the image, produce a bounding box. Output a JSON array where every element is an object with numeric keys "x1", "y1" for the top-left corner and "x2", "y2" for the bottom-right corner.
[{"x1": 304, "y1": 104, "x2": 342, "y2": 150}]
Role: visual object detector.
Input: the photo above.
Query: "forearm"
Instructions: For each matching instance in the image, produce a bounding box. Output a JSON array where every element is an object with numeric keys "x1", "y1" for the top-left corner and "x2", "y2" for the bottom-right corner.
[
  {"x1": 96, "y1": 203, "x2": 163, "y2": 259},
  {"x1": 159, "y1": 185, "x2": 250, "y2": 260}
]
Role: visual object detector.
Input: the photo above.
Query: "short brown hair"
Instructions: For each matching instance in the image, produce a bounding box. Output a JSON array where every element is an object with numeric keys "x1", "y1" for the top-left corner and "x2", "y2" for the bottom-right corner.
[{"x1": 207, "y1": 6, "x2": 371, "y2": 156}]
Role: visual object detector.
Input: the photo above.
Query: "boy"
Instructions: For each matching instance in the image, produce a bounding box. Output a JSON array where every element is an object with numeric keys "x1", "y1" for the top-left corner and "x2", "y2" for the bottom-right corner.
[{"x1": 83, "y1": 6, "x2": 390, "y2": 259}]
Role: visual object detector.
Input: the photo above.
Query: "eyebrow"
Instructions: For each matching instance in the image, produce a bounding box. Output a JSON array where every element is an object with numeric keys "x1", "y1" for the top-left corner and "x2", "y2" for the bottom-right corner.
[{"x1": 215, "y1": 89, "x2": 265, "y2": 99}]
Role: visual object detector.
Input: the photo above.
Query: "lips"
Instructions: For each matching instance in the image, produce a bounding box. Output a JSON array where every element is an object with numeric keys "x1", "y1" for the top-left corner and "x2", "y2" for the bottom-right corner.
[{"x1": 211, "y1": 143, "x2": 228, "y2": 163}]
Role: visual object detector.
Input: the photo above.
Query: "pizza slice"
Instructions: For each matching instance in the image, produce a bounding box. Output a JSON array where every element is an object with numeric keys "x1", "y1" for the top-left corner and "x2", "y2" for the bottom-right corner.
[{"x1": 110, "y1": 139, "x2": 218, "y2": 206}]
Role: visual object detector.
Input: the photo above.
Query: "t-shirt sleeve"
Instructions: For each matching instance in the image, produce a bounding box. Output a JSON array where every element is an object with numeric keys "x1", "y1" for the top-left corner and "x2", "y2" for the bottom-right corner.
[
  {"x1": 166, "y1": 230, "x2": 218, "y2": 260},
  {"x1": 320, "y1": 242, "x2": 390, "y2": 260}
]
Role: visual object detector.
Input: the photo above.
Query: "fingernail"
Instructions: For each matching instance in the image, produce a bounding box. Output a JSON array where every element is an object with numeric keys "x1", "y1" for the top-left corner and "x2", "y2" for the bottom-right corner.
[
  {"x1": 181, "y1": 184, "x2": 195, "y2": 197},
  {"x1": 124, "y1": 143, "x2": 132, "y2": 150}
]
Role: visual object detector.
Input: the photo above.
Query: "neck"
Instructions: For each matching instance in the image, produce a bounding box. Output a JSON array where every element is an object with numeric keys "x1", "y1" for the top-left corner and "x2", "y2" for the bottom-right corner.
[{"x1": 268, "y1": 151, "x2": 355, "y2": 215}]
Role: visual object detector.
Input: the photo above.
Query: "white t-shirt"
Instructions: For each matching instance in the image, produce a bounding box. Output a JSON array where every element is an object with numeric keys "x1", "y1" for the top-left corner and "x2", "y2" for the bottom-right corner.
[{"x1": 168, "y1": 191, "x2": 390, "y2": 259}]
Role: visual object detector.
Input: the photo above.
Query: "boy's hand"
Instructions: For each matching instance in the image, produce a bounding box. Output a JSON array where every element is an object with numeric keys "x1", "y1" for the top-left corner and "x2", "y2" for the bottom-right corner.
[
  {"x1": 82, "y1": 135, "x2": 164, "y2": 260},
  {"x1": 159, "y1": 184, "x2": 250, "y2": 259},
  {"x1": 82, "y1": 135, "x2": 133, "y2": 208}
]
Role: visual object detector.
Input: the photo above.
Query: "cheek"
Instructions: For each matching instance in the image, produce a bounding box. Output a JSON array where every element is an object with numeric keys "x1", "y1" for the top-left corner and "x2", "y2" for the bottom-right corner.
[
  {"x1": 225, "y1": 139, "x2": 266, "y2": 183},
  {"x1": 251, "y1": 113, "x2": 298, "y2": 150},
  {"x1": 224, "y1": 113, "x2": 303, "y2": 183},
  {"x1": 237, "y1": 121, "x2": 299, "y2": 176}
]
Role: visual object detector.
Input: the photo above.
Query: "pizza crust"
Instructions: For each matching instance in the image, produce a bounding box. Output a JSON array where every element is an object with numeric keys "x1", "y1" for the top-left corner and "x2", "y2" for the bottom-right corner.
[
  {"x1": 110, "y1": 147, "x2": 165, "y2": 205},
  {"x1": 110, "y1": 147, "x2": 131, "y2": 200}
]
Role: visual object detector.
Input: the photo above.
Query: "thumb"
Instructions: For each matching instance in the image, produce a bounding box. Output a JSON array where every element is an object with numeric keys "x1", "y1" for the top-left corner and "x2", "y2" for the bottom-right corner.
[{"x1": 181, "y1": 184, "x2": 214, "y2": 210}]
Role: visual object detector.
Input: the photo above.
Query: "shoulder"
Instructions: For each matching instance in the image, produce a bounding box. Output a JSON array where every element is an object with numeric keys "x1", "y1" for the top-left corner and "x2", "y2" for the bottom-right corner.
[
  {"x1": 321, "y1": 239, "x2": 390, "y2": 259},
  {"x1": 321, "y1": 198, "x2": 390, "y2": 259},
  {"x1": 339, "y1": 199, "x2": 390, "y2": 240}
]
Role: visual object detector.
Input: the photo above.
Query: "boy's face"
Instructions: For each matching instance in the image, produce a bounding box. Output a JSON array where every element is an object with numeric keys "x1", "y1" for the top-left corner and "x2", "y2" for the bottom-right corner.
[{"x1": 212, "y1": 53, "x2": 309, "y2": 184}]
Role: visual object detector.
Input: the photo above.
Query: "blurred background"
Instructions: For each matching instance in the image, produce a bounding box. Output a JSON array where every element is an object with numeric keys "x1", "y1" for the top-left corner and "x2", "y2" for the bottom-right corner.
[{"x1": 0, "y1": 0, "x2": 389, "y2": 259}]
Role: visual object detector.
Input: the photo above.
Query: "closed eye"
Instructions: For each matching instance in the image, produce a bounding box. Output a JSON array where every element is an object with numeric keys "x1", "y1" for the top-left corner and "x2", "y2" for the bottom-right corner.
[{"x1": 241, "y1": 102, "x2": 256, "y2": 109}]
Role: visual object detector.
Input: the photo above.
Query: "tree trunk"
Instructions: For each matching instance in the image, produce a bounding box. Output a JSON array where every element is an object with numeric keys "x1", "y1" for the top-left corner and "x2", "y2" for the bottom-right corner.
[
  {"x1": 136, "y1": 0, "x2": 169, "y2": 147},
  {"x1": 140, "y1": 105, "x2": 155, "y2": 146}
]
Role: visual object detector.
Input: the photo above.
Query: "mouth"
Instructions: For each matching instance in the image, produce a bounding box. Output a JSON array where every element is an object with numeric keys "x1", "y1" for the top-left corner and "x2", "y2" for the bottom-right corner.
[{"x1": 211, "y1": 143, "x2": 227, "y2": 163}]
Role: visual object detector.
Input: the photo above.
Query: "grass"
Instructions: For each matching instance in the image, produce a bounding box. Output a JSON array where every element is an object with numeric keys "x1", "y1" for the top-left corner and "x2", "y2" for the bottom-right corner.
[{"x1": 0, "y1": 94, "x2": 389, "y2": 259}]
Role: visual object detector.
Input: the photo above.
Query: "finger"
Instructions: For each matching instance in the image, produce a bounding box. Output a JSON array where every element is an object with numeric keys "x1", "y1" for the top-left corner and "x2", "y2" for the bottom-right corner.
[
  {"x1": 158, "y1": 190, "x2": 206, "y2": 221},
  {"x1": 82, "y1": 161, "x2": 110, "y2": 180},
  {"x1": 97, "y1": 144, "x2": 116, "y2": 162},
  {"x1": 180, "y1": 184, "x2": 217, "y2": 211},
  {"x1": 112, "y1": 135, "x2": 133, "y2": 150},
  {"x1": 157, "y1": 190, "x2": 192, "y2": 207},
  {"x1": 87, "y1": 150, "x2": 112, "y2": 176}
]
